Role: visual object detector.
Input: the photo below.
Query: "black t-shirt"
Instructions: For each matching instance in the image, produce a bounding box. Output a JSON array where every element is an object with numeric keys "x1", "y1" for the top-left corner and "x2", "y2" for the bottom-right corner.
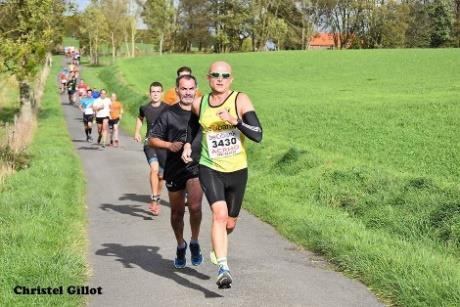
[
  {"x1": 139, "y1": 102, "x2": 168, "y2": 137},
  {"x1": 67, "y1": 78, "x2": 77, "y2": 92},
  {"x1": 150, "y1": 103, "x2": 201, "y2": 181}
]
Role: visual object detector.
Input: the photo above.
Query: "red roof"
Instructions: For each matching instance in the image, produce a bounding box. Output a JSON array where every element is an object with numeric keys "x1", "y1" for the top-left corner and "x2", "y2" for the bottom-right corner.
[{"x1": 309, "y1": 33, "x2": 335, "y2": 47}]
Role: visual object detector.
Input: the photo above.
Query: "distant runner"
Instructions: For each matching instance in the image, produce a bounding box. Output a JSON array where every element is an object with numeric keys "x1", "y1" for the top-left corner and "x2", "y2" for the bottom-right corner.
[
  {"x1": 109, "y1": 93, "x2": 123, "y2": 147},
  {"x1": 93, "y1": 89, "x2": 111, "y2": 148},
  {"x1": 66, "y1": 73, "x2": 77, "y2": 105},
  {"x1": 79, "y1": 89, "x2": 95, "y2": 142}
]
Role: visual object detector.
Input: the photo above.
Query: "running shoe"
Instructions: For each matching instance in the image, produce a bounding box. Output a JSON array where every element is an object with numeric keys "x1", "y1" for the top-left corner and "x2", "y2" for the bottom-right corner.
[
  {"x1": 189, "y1": 242, "x2": 203, "y2": 266},
  {"x1": 216, "y1": 267, "x2": 232, "y2": 289},
  {"x1": 174, "y1": 241, "x2": 187, "y2": 269},
  {"x1": 209, "y1": 250, "x2": 218, "y2": 265}
]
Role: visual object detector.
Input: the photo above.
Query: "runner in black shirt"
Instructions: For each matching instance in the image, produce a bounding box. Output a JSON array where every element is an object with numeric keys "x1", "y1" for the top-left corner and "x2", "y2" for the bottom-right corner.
[
  {"x1": 149, "y1": 75, "x2": 203, "y2": 269},
  {"x1": 134, "y1": 81, "x2": 168, "y2": 215},
  {"x1": 66, "y1": 74, "x2": 77, "y2": 104}
]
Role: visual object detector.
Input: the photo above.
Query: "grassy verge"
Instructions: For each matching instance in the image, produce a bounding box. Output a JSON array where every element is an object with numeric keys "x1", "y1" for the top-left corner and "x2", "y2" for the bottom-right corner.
[
  {"x1": 89, "y1": 49, "x2": 460, "y2": 306},
  {"x1": 0, "y1": 56, "x2": 87, "y2": 306},
  {"x1": 0, "y1": 74, "x2": 19, "y2": 143}
]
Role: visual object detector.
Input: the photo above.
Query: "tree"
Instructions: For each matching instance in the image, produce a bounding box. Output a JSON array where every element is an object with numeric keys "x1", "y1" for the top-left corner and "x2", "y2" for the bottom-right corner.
[
  {"x1": 454, "y1": 0, "x2": 460, "y2": 47},
  {"x1": 380, "y1": 1, "x2": 410, "y2": 48},
  {"x1": 142, "y1": 0, "x2": 176, "y2": 54},
  {"x1": 405, "y1": 0, "x2": 433, "y2": 47},
  {"x1": 0, "y1": 0, "x2": 65, "y2": 114},
  {"x1": 79, "y1": 3, "x2": 109, "y2": 65},
  {"x1": 101, "y1": 0, "x2": 129, "y2": 61},
  {"x1": 429, "y1": 0, "x2": 452, "y2": 47},
  {"x1": 296, "y1": 0, "x2": 315, "y2": 50}
]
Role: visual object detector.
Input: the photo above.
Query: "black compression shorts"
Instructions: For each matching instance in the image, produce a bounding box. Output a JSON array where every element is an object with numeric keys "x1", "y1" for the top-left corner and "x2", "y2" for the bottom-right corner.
[{"x1": 199, "y1": 165, "x2": 248, "y2": 218}]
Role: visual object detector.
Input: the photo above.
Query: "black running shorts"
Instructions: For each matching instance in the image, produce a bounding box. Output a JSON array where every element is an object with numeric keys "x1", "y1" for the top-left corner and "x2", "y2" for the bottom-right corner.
[
  {"x1": 109, "y1": 118, "x2": 119, "y2": 127},
  {"x1": 95, "y1": 116, "x2": 109, "y2": 124},
  {"x1": 165, "y1": 171, "x2": 199, "y2": 192},
  {"x1": 83, "y1": 114, "x2": 94, "y2": 124},
  {"x1": 143, "y1": 144, "x2": 165, "y2": 175},
  {"x1": 199, "y1": 165, "x2": 248, "y2": 218}
]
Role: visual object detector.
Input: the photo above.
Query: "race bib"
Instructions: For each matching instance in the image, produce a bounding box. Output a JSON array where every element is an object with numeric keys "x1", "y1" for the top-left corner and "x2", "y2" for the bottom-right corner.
[{"x1": 206, "y1": 129, "x2": 242, "y2": 159}]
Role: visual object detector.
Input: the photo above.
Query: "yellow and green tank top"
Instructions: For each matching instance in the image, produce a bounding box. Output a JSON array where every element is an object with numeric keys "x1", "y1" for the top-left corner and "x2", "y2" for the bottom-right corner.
[{"x1": 199, "y1": 91, "x2": 247, "y2": 172}]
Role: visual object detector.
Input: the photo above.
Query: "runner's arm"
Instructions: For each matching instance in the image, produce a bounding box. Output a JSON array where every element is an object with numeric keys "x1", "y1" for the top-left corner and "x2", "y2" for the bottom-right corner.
[
  {"x1": 236, "y1": 111, "x2": 263, "y2": 143},
  {"x1": 185, "y1": 112, "x2": 200, "y2": 145},
  {"x1": 134, "y1": 106, "x2": 144, "y2": 142},
  {"x1": 182, "y1": 98, "x2": 201, "y2": 163}
]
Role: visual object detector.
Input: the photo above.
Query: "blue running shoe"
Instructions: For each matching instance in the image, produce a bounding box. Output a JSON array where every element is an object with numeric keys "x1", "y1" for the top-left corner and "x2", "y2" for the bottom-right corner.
[
  {"x1": 189, "y1": 242, "x2": 203, "y2": 266},
  {"x1": 216, "y1": 267, "x2": 232, "y2": 289},
  {"x1": 174, "y1": 241, "x2": 187, "y2": 269}
]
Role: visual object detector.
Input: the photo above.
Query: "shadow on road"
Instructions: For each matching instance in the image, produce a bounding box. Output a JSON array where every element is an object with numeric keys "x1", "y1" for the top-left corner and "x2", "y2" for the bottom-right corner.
[
  {"x1": 95, "y1": 243, "x2": 222, "y2": 298},
  {"x1": 77, "y1": 146, "x2": 101, "y2": 150},
  {"x1": 118, "y1": 193, "x2": 170, "y2": 208},
  {"x1": 100, "y1": 203, "x2": 154, "y2": 220}
]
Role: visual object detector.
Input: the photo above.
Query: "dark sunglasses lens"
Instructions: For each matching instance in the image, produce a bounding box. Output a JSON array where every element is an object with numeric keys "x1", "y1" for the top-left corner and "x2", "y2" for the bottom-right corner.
[
  {"x1": 222, "y1": 73, "x2": 231, "y2": 79},
  {"x1": 210, "y1": 73, "x2": 220, "y2": 78}
]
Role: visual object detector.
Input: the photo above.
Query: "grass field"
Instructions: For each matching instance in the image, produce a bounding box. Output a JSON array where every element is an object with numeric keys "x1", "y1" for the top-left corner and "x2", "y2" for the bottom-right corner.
[
  {"x1": 0, "y1": 57, "x2": 88, "y2": 306},
  {"x1": 90, "y1": 49, "x2": 460, "y2": 305}
]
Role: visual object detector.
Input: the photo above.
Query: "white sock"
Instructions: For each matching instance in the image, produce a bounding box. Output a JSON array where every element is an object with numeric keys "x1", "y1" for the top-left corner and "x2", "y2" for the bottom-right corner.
[{"x1": 217, "y1": 257, "x2": 229, "y2": 271}]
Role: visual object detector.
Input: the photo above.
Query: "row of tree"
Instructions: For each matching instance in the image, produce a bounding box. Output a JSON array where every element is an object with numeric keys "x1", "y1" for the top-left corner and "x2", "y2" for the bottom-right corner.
[
  {"x1": 68, "y1": 0, "x2": 460, "y2": 61},
  {"x1": 0, "y1": 0, "x2": 65, "y2": 111}
]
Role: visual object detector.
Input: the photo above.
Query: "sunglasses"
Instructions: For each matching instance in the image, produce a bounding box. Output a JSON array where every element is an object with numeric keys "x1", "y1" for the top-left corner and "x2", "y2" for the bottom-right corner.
[{"x1": 208, "y1": 72, "x2": 231, "y2": 79}]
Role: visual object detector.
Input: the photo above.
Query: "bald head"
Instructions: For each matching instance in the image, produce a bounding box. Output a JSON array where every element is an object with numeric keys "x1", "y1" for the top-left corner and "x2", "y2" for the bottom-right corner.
[
  {"x1": 207, "y1": 61, "x2": 233, "y2": 94},
  {"x1": 209, "y1": 61, "x2": 232, "y2": 74}
]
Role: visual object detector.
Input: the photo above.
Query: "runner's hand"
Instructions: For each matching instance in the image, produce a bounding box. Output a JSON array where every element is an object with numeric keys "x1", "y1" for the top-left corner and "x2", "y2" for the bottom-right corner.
[
  {"x1": 134, "y1": 133, "x2": 142, "y2": 142},
  {"x1": 181, "y1": 143, "x2": 193, "y2": 163},
  {"x1": 217, "y1": 109, "x2": 237, "y2": 125},
  {"x1": 169, "y1": 141, "x2": 183, "y2": 153}
]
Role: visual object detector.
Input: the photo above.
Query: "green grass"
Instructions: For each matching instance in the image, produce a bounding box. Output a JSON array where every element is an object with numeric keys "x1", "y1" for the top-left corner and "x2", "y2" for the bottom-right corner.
[
  {"x1": 0, "y1": 74, "x2": 20, "y2": 142},
  {"x1": 91, "y1": 49, "x2": 460, "y2": 305},
  {"x1": 0, "y1": 56, "x2": 88, "y2": 306},
  {"x1": 62, "y1": 37, "x2": 80, "y2": 48}
]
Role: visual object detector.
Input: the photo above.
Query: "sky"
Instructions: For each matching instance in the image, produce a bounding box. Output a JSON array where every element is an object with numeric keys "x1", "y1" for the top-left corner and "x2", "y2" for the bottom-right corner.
[{"x1": 76, "y1": 0, "x2": 90, "y2": 11}]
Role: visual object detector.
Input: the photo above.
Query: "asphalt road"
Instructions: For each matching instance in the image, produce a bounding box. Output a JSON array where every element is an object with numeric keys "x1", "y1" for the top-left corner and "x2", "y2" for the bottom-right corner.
[{"x1": 61, "y1": 93, "x2": 383, "y2": 307}]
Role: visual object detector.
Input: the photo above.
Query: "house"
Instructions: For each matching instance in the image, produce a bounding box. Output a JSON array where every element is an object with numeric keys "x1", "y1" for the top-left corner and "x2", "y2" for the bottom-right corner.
[{"x1": 308, "y1": 33, "x2": 336, "y2": 50}]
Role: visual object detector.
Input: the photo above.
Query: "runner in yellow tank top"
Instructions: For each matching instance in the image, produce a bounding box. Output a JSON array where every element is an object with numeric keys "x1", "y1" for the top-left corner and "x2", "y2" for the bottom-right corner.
[{"x1": 182, "y1": 61, "x2": 263, "y2": 289}]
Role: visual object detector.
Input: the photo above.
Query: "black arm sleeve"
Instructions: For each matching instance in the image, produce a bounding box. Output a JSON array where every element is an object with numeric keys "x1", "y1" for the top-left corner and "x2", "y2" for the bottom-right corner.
[
  {"x1": 186, "y1": 111, "x2": 200, "y2": 143},
  {"x1": 236, "y1": 111, "x2": 263, "y2": 143}
]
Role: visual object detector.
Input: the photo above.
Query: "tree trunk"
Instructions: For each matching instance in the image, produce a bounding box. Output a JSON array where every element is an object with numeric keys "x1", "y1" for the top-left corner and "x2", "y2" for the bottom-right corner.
[
  {"x1": 89, "y1": 37, "x2": 93, "y2": 64},
  {"x1": 159, "y1": 32, "x2": 164, "y2": 55},
  {"x1": 302, "y1": 19, "x2": 306, "y2": 50},
  {"x1": 124, "y1": 33, "x2": 130, "y2": 57},
  {"x1": 111, "y1": 32, "x2": 116, "y2": 63},
  {"x1": 131, "y1": 20, "x2": 135, "y2": 58},
  {"x1": 94, "y1": 36, "x2": 99, "y2": 65}
]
